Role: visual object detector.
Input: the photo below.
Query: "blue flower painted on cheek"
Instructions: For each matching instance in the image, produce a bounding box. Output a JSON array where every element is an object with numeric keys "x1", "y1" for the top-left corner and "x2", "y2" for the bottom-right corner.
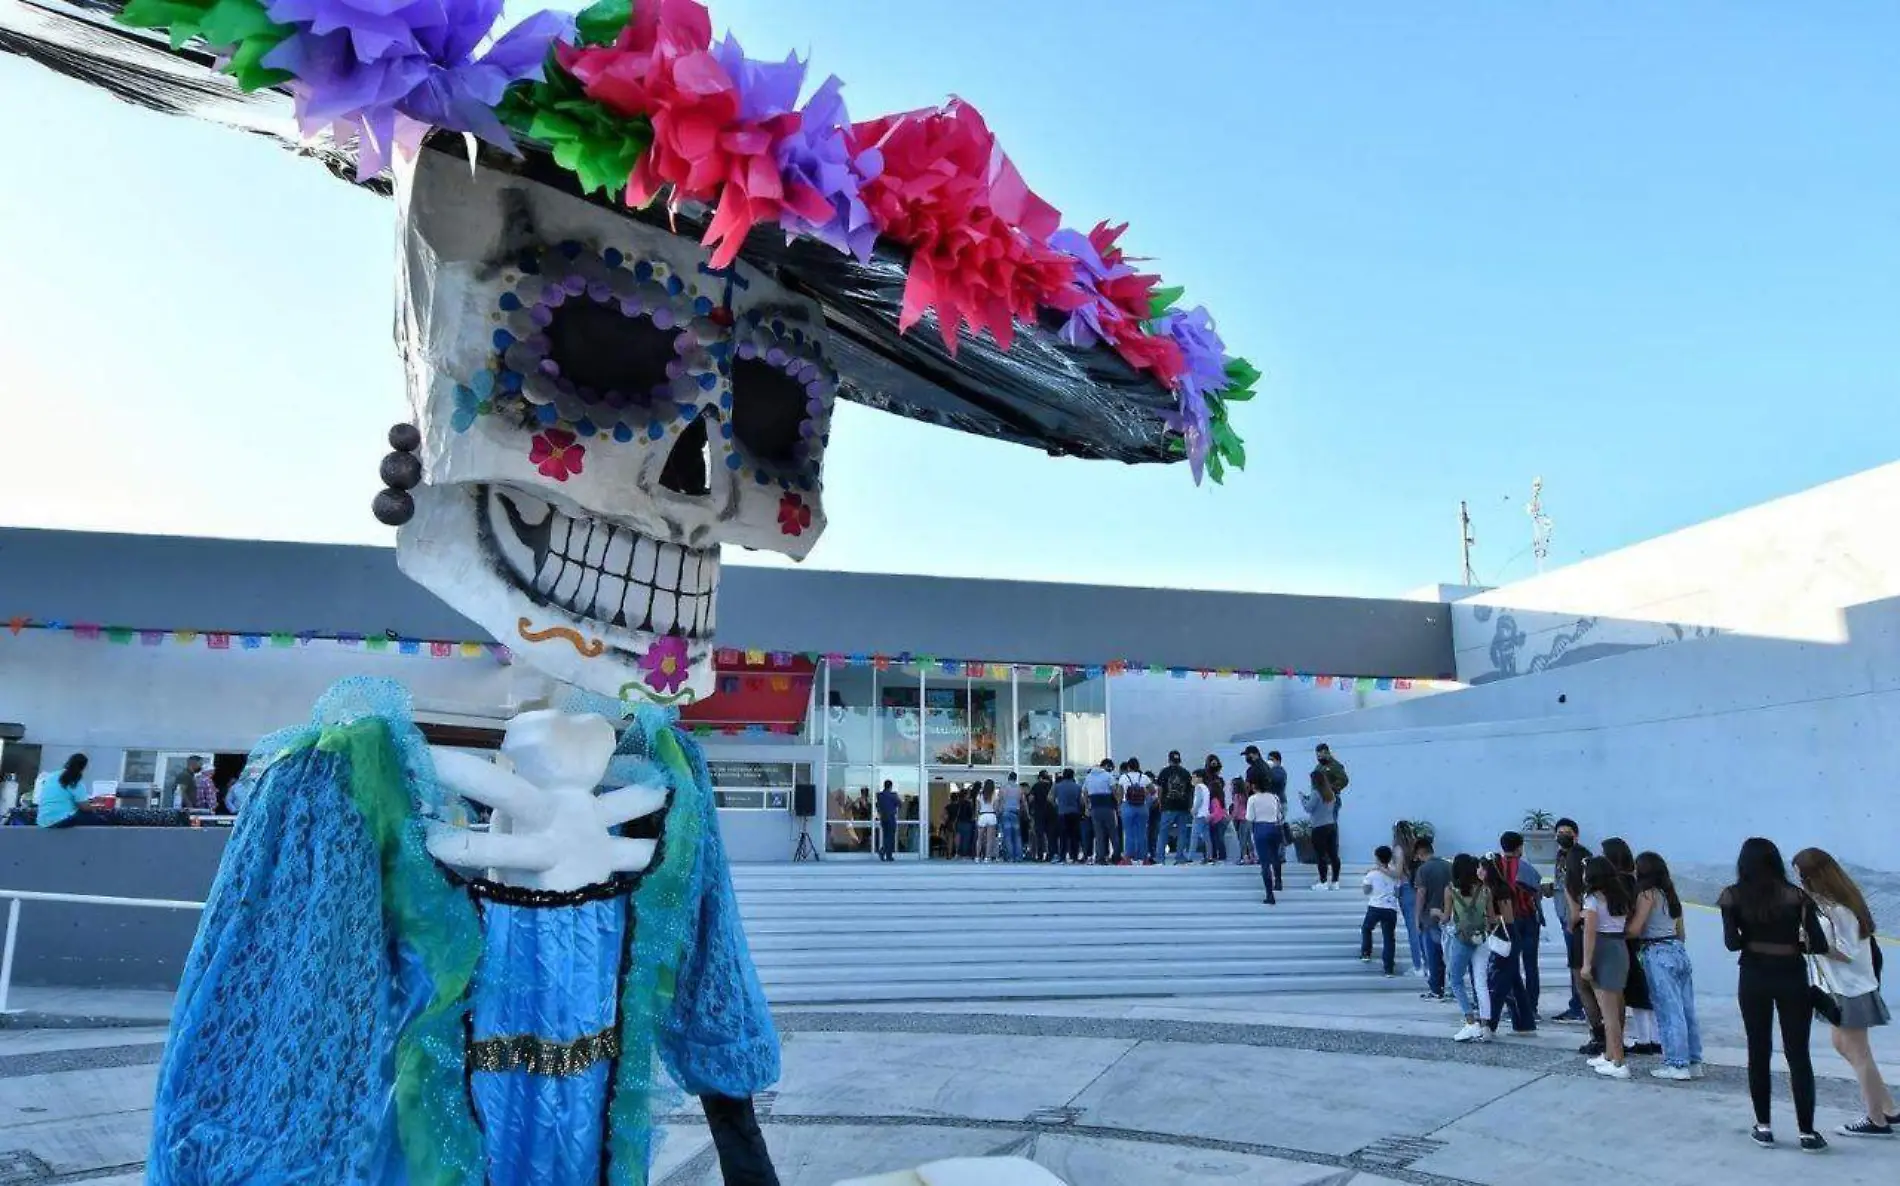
[{"x1": 450, "y1": 370, "x2": 497, "y2": 434}]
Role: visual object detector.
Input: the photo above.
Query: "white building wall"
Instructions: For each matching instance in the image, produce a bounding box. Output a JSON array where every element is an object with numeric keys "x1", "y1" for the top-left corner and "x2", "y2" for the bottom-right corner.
[
  {"x1": 1453, "y1": 461, "x2": 1900, "y2": 684},
  {"x1": 0, "y1": 630, "x2": 547, "y2": 780},
  {"x1": 1111, "y1": 670, "x2": 1439, "y2": 770},
  {"x1": 1243, "y1": 592, "x2": 1900, "y2": 877}
]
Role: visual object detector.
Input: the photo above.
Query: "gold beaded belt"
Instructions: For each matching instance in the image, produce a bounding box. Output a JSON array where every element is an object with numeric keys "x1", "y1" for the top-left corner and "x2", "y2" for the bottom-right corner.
[{"x1": 469, "y1": 1025, "x2": 621, "y2": 1077}]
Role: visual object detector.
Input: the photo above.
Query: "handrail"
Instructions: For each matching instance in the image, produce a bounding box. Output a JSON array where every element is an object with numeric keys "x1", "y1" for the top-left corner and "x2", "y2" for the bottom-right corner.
[{"x1": 0, "y1": 888, "x2": 205, "y2": 1015}]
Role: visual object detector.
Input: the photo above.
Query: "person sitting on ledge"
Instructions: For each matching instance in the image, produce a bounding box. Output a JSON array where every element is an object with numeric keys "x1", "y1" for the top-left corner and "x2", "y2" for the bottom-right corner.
[{"x1": 35, "y1": 754, "x2": 96, "y2": 828}]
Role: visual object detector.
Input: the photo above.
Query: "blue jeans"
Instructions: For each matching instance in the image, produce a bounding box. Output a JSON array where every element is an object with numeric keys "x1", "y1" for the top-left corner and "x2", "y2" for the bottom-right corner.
[
  {"x1": 1486, "y1": 930, "x2": 1534, "y2": 1031},
  {"x1": 1157, "y1": 810, "x2": 1192, "y2": 863},
  {"x1": 877, "y1": 812, "x2": 897, "y2": 859},
  {"x1": 1512, "y1": 915, "x2": 1540, "y2": 1018},
  {"x1": 1446, "y1": 933, "x2": 1489, "y2": 1018},
  {"x1": 1208, "y1": 819, "x2": 1229, "y2": 861},
  {"x1": 1090, "y1": 801, "x2": 1117, "y2": 863},
  {"x1": 1119, "y1": 803, "x2": 1149, "y2": 862},
  {"x1": 1001, "y1": 811, "x2": 1022, "y2": 862},
  {"x1": 1189, "y1": 817, "x2": 1211, "y2": 860},
  {"x1": 1398, "y1": 883, "x2": 1422, "y2": 971},
  {"x1": 1421, "y1": 919, "x2": 1446, "y2": 995},
  {"x1": 1640, "y1": 939, "x2": 1703, "y2": 1068},
  {"x1": 1251, "y1": 823, "x2": 1283, "y2": 893}
]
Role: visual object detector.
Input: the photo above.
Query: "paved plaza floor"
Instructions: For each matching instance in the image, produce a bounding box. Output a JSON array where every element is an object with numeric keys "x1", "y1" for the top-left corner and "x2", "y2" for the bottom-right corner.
[{"x1": 3, "y1": 905, "x2": 1897, "y2": 1184}]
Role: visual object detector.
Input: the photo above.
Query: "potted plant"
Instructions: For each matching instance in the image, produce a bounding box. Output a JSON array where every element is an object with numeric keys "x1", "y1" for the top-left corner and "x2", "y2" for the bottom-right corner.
[
  {"x1": 1288, "y1": 820, "x2": 1316, "y2": 865},
  {"x1": 1520, "y1": 809, "x2": 1557, "y2": 863}
]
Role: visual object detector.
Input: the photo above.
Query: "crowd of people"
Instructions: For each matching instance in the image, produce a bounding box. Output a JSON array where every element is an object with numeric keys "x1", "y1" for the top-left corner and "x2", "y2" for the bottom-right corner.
[
  {"x1": 904, "y1": 743, "x2": 1350, "y2": 894},
  {"x1": 1384, "y1": 815, "x2": 1894, "y2": 1150}
]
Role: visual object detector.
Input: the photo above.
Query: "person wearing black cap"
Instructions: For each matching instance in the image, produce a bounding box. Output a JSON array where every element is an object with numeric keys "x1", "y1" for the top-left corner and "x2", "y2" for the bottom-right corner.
[{"x1": 1155, "y1": 750, "x2": 1195, "y2": 866}]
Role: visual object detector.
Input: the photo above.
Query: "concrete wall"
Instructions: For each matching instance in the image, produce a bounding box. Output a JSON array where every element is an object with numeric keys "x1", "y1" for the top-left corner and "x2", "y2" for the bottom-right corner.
[
  {"x1": 1238, "y1": 593, "x2": 1900, "y2": 877},
  {"x1": 0, "y1": 628, "x2": 548, "y2": 785},
  {"x1": 1452, "y1": 462, "x2": 1900, "y2": 684},
  {"x1": 1112, "y1": 670, "x2": 1442, "y2": 771},
  {"x1": 0, "y1": 827, "x2": 229, "y2": 988}
]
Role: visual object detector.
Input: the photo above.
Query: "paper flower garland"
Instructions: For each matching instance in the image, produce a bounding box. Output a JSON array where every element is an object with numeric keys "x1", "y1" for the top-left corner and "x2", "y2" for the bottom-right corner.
[{"x1": 115, "y1": 0, "x2": 1255, "y2": 484}]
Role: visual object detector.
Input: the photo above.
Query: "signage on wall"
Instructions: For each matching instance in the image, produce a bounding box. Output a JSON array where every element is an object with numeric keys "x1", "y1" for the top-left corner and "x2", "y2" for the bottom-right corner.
[{"x1": 706, "y1": 760, "x2": 801, "y2": 812}]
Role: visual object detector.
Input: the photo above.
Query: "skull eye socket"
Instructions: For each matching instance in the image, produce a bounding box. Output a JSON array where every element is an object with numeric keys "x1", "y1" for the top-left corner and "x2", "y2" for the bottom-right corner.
[
  {"x1": 729, "y1": 358, "x2": 810, "y2": 465},
  {"x1": 545, "y1": 299, "x2": 678, "y2": 405}
]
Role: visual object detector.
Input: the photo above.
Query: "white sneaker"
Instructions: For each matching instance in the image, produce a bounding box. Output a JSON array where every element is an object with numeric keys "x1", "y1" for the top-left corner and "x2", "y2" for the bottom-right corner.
[
  {"x1": 1594, "y1": 1062, "x2": 1632, "y2": 1080},
  {"x1": 1311, "y1": 883, "x2": 1327, "y2": 892},
  {"x1": 1689, "y1": 1063, "x2": 1707, "y2": 1080},
  {"x1": 1651, "y1": 1066, "x2": 1694, "y2": 1081},
  {"x1": 1454, "y1": 1023, "x2": 1483, "y2": 1043},
  {"x1": 1587, "y1": 1055, "x2": 1610, "y2": 1069},
  {"x1": 1326, "y1": 882, "x2": 1339, "y2": 891}
]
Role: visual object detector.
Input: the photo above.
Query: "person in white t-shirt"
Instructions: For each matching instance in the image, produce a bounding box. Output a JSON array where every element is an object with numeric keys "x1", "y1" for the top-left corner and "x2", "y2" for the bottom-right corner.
[
  {"x1": 1360, "y1": 846, "x2": 1405, "y2": 975},
  {"x1": 1246, "y1": 783, "x2": 1286, "y2": 905}
]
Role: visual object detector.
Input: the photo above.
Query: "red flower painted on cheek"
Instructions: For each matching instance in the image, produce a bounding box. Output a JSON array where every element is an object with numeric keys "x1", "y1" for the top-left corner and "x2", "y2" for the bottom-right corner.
[
  {"x1": 778, "y1": 492, "x2": 812, "y2": 536},
  {"x1": 529, "y1": 429, "x2": 585, "y2": 481}
]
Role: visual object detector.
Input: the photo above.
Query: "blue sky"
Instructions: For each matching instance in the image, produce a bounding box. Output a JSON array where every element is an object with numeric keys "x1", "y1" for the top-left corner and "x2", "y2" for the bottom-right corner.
[{"x1": 2, "y1": 1, "x2": 1895, "y2": 596}]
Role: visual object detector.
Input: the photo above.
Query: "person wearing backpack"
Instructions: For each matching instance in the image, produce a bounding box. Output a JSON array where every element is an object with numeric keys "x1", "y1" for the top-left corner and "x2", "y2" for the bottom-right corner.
[
  {"x1": 1155, "y1": 750, "x2": 1196, "y2": 866},
  {"x1": 1498, "y1": 831, "x2": 1543, "y2": 1031}
]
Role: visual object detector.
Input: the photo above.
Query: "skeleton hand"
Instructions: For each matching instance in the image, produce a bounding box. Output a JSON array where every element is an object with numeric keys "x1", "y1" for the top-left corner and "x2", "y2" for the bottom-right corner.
[{"x1": 425, "y1": 710, "x2": 666, "y2": 893}]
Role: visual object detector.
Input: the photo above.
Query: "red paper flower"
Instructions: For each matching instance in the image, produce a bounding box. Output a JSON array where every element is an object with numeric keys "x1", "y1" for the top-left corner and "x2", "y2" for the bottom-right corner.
[
  {"x1": 529, "y1": 429, "x2": 585, "y2": 481},
  {"x1": 778, "y1": 491, "x2": 812, "y2": 536},
  {"x1": 560, "y1": 0, "x2": 829, "y2": 269},
  {"x1": 849, "y1": 101, "x2": 1079, "y2": 354}
]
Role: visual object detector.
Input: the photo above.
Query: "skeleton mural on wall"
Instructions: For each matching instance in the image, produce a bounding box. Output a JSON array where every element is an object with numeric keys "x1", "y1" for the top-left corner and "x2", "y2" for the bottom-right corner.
[{"x1": 1, "y1": 2, "x2": 1257, "y2": 1183}]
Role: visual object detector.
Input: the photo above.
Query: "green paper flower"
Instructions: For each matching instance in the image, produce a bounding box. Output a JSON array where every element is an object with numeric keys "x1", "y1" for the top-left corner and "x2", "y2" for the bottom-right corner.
[
  {"x1": 499, "y1": 65, "x2": 653, "y2": 200},
  {"x1": 118, "y1": 0, "x2": 293, "y2": 93}
]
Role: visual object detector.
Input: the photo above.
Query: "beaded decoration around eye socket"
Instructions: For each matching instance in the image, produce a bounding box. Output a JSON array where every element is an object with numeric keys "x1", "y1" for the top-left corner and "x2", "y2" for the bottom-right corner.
[
  {"x1": 720, "y1": 309, "x2": 835, "y2": 494},
  {"x1": 459, "y1": 243, "x2": 724, "y2": 451}
]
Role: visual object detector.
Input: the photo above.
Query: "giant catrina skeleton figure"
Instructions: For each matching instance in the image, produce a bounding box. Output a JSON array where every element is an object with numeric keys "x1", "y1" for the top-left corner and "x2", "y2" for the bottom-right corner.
[{"x1": 0, "y1": 2, "x2": 1257, "y2": 1183}]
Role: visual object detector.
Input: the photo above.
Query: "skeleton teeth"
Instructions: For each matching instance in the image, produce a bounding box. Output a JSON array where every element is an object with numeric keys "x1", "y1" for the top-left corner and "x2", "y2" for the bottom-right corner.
[
  {"x1": 594, "y1": 574, "x2": 626, "y2": 621},
  {"x1": 631, "y1": 536, "x2": 658, "y2": 584},
  {"x1": 552, "y1": 557, "x2": 586, "y2": 609},
  {"x1": 622, "y1": 583, "x2": 653, "y2": 631},
  {"x1": 603, "y1": 527, "x2": 634, "y2": 577},
  {"x1": 549, "y1": 514, "x2": 572, "y2": 559},
  {"x1": 582, "y1": 523, "x2": 609, "y2": 569},
  {"x1": 656, "y1": 543, "x2": 683, "y2": 594},
  {"x1": 650, "y1": 590, "x2": 678, "y2": 634},
  {"x1": 534, "y1": 555, "x2": 563, "y2": 596}
]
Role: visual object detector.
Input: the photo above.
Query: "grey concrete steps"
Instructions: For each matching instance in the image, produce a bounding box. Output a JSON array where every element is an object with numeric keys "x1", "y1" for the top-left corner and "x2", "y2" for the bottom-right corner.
[{"x1": 732, "y1": 861, "x2": 1570, "y2": 1004}]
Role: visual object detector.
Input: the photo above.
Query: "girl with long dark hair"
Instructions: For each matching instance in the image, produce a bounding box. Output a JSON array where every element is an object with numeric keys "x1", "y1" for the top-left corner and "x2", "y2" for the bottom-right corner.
[
  {"x1": 1579, "y1": 856, "x2": 1632, "y2": 1078},
  {"x1": 1627, "y1": 852, "x2": 1702, "y2": 1080},
  {"x1": 1600, "y1": 838, "x2": 1658, "y2": 1056},
  {"x1": 1444, "y1": 854, "x2": 1494, "y2": 1042},
  {"x1": 33, "y1": 753, "x2": 92, "y2": 829},
  {"x1": 1230, "y1": 777, "x2": 1256, "y2": 865},
  {"x1": 1478, "y1": 855, "x2": 1526, "y2": 1036},
  {"x1": 1793, "y1": 847, "x2": 1896, "y2": 1137},
  {"x1": 1719, "y1": 837, "x2": 1830, "y2": 1150}
]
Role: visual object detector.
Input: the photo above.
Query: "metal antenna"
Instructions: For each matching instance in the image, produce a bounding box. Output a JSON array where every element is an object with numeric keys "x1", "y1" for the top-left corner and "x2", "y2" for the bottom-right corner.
[
  {"x1": 1527, "y1": 477, "x2": 1553, "y2": 573},
  {"x1": 1459, "y1": 500, "x2": 1476, "y2": 585}
]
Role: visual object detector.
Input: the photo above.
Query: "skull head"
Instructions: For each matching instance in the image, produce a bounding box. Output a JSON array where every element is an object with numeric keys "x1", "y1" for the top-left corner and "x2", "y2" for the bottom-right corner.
[{"x1": 393, "y1": 151, "x2": 832, "y2": 704}]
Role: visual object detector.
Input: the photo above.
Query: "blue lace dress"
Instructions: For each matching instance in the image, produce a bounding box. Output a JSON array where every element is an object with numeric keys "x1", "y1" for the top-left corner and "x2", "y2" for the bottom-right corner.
[{"x1": 146, "y1": 680, "x2": 778, "y2": 1186}]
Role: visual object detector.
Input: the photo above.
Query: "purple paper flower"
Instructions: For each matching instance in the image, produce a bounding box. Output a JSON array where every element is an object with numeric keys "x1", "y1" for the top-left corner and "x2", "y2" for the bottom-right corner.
[
  {"x1": 1048, "y1": 226, "x2": 1131, "y2": 350},
  {"x1": 1158, "y1": 305, "x2": 1229, "y2": 482},
  {"x1": 262, "y1": 0, "x2": 572, "y2": 178},
  {"x1": 640, "y1": 634, "x2": 691, "y2": 695},
  {"x1": 775, "y1": 75, "x2": 883, "y2": 261}
]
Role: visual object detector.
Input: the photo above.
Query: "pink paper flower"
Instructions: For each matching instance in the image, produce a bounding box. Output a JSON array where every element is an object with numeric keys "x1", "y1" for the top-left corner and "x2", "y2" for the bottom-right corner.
[
  {"x1": 849, "y1": 101, "x2": 1079, "y2": 354},
  {"x1": 529, "y1": 429, "x2": 585, "y2": 480},
  {"x1": 777, "y1": 491, "x2": 812, "y2": 536},
  {"x1": 559, "y1": 0, "x2": 829, "y2": 268},
  {"x1": 641, "y1": 634, "x2": 691, "y2": 694}
]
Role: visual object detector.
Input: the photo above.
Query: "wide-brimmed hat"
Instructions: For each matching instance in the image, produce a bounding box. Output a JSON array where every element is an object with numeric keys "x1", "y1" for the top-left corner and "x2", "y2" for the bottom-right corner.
[{"x1": 1, "y1": 0, "x2": 1256, "y2": 482}]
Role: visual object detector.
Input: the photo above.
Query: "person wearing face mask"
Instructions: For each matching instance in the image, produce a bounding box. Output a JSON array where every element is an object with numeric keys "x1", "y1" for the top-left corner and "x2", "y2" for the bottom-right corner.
[{"x1": 1550, "y1": 819, "x2": 1601, "y2": 1044}]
